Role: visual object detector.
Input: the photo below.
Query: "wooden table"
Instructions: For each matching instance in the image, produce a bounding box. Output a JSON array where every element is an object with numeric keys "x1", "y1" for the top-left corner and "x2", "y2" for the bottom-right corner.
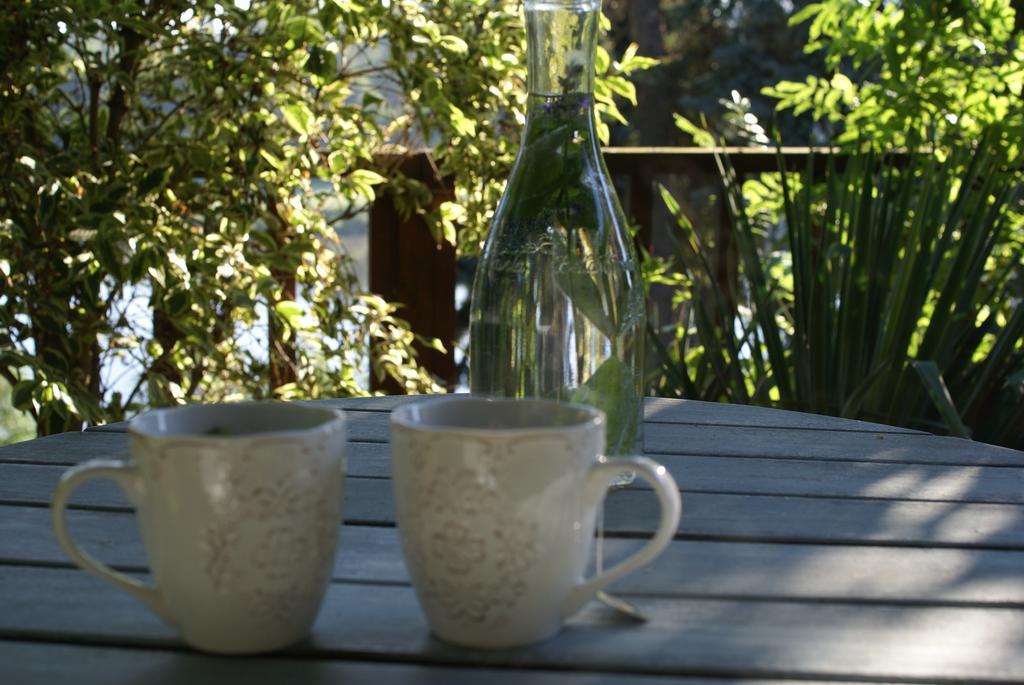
[{"x1": 2, "y1": 396, "x2": 1023, "y2": 684}]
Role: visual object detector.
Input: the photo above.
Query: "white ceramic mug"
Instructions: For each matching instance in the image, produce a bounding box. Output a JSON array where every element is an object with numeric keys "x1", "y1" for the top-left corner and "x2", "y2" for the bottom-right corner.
[
  {"x1": 390, "y1": 397, "x2": 681, "y2": 649},
  {"x1": 50, "y1": 401, "x2": 347, "y2": 654}
]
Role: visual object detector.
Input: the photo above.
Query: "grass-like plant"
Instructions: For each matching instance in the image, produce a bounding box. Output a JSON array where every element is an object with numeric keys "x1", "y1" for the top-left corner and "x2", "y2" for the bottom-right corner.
[{"x1": 649, "y1": 135, "x2": 1024, "y2": 448}]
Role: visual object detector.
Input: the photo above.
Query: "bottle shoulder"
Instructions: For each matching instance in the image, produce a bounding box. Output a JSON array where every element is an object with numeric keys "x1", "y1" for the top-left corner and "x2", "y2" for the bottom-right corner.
[
  {"x1": 483, "y1": 167, "x2": 636, "y2": 255},
  {"x1": 478, "y1": 220, "x2": 641, "y2": 282}
]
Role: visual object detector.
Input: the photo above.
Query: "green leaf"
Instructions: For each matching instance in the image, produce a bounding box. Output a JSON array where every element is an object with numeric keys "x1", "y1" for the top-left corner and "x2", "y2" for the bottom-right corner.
[
  {"x1": 350, "y1": 169, "x2": 387, "y2": 186},
  {"x1": 657, "y1": 184, "x2": 690, "y2": 230},
  {"x1": 137, "y1": 167, "x2": 170, "y2": 195},
  {"x1": 280, "y1": 102, "x2": 316, "y2": 136},
  {"x1": 619, "y1": 42, "x2": 639, "y2": 69},
  {"x1": 790, "y1": 2, "x2": 823, "y2": 26},
  {"x1": 556, "y1": 262, "x2": 616, "y2": 338},
  {"x1": 830, "y1": 71, "x2": 854, "y2": 93},
  {"x1": 284, "y1": 16, "x2": 325, "y2": 43},
  {"x1": 571, "y1": 356, "x2": 636, "y2": 454},
  {"x1": 147, "y1": 266, "x2": 166, "y2": 289},
  {"x1": 68, "y1": 228, "x2": 98, "y2": 242},
  {"x1": 911, "y1": 360, "x2": 971, "y2": 439},
  {"x1": 12, "y1": 380, "x2": 35, "y2": 409},
  {"x1": 597, "y1": 100, "x2": 628, "y2": 126},
  {"x1": 328, "y1": 151, "x2": 348, "y2": 175},
  {"x1": 305, "y1": 45, "x2": 336, "y2": 80},
  {"x1": 438, "y1": 35, "x2": 469, "y2": 54},
  {"x1": 275, "y1": 300, "x2": 304, "y2": 328},
  {"x1": 546, "y1": 228, "x2": 616, "y2": 338},
  {"x1": 448, "y1": 104, "x2": 477, "y2": 137},
  {"x1": 673, "y1": 114, "x2": 715, "y2": 147},
  {"x1": 165, "y1": 290, "x2": 189, "y2": 317},
  {"x1": 259, "y1": 149, "x2": 283, "y2": 170},
  {"x1": 604, "y1": 76, "x2": 637, "y2": 105}
]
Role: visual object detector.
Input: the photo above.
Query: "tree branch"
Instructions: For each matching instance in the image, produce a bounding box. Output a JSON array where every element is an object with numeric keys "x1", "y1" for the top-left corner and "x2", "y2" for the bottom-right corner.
[
  {"x1": 336, "y1": 65, "x2": 390, "y2": 82},
  {"x1": 137, "y1": 95, "x2": 192, "y2": 149},
  {"x1": 105, "y1": 27, "x2": 146, "y2": 148},
  {"x1": 327, "y1": 206, "x2": 368, "y2": 225},
  {"x1": 88, "y1": 75, "x2": 101, "y2": 153}
]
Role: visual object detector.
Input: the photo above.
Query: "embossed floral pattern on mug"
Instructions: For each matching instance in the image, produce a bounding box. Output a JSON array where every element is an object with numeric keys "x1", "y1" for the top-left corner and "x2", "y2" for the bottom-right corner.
[
  {"x1": 395, "y1": 433, "x2": 577, "y2": 625},
  {"x1": 193, "y1": 438, "x2": 340, "y2": 626},
  {"x1": 430, "y1": 521, "x2": 486, "y2": 575}
]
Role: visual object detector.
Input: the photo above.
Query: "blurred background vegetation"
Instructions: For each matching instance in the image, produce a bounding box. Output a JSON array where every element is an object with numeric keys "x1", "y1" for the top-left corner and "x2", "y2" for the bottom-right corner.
[{"x1": 1, "y1": 0, "x2": 1022, "y2": 447}]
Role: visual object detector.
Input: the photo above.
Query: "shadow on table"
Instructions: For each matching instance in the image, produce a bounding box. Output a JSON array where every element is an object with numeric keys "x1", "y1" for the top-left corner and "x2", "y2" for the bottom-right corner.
[{"x1": 582, "y1": 402, "x2": 1024, "y2": 677}]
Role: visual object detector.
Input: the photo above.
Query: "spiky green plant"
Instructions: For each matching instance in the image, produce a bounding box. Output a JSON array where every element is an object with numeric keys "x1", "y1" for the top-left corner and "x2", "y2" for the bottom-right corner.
[{"x1": 650, "y1": 136, "x2": 1024, "y2": 448}]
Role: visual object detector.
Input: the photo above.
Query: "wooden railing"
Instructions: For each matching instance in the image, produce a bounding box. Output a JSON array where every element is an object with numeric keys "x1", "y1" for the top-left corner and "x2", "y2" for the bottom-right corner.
[{"x1": 368, "y1": 147, "x2": 831, "y2": 391}]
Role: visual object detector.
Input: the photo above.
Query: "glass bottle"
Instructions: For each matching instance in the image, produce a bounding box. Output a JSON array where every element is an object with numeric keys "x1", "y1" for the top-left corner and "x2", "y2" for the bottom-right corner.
[{"x1": 469, "y1": 0, "x2": 645, "y2": 457}]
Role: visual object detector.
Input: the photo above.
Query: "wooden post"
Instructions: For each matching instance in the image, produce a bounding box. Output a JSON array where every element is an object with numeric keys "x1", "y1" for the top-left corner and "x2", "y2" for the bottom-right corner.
[{"x1": 369, "y1": 154, "x2": 457, "y2": 392}]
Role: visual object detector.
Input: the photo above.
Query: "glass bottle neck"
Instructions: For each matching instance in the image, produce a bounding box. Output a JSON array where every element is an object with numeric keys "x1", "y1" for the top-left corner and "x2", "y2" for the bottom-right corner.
[{"x1": 525, "y1": 0, "x2": 600, "y2": 97}]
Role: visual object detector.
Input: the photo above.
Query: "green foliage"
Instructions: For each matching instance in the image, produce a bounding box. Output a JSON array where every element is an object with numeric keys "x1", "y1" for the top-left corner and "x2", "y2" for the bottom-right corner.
[
  {"x1": 604, "y1": 0, "x2": 825, "y2": 145},
  {"x1": 649, "y1": 133, "x2": 1024, "y2": 449},
  {"x1": 0, "y1": 0, "x2": 458, "y2": 435},
  {"x1": 0, "y1": 0, "x2": 646, "y2": 436},
  {"x1": 764, "y1": 0, "x2": 1024, "y2": 151},
  {"x1": 420, "y1": 6, "x2": 655, "y2": 255},
  {"x1": 0, "y1": 377, "x2": 36, "y2": 445},
  {"x1": 591, "y1": 34, "x2": 659, "y2": 145}
]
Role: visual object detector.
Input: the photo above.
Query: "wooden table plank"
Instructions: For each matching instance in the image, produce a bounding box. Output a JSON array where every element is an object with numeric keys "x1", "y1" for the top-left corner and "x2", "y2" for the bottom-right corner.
[
  {"x1": 18, "y1": 439, "x2": 1024, "y2": 505},
  {"x1": 0, "y1": 641, "x2": 899, "y2": 685},
  {"x1": 348, "y1": 410, "x2": 1023, "y2": 467},
  {"x1": 6, "y1": 462, "x2": 1022, "y2": 547},
  {"x1": 336, "y1": 480, "x2": 1024, "y2": 548},
  {"x1": 0, "y1": 431, "x2": 130, "y2": 466},
  {"x1": 5, "y1": 505, "x2": 1023, "y2": 606},
  {"x1": 642, "y1": 398, "x2": 925, "y2": 433},
  {"x1": 314, "y1": 396, "x2": 926, "y2": 434},
  {"x1": 0, "y1": 431, "x2": 395, "y2": 475},
  {"x1": 77, "y1": 396, "x2": 1019, "y2": 470},
  {"x1": 2, "y1": 566, "x2": 1022, "y2": 683},
  {"x1": 75, "y1": 411, "x2": 1024, "y2": 466},
  {"x1": 345, "y1": 443, "x2": 1024, "y2": 501},
  {"x1": 644, "y1": 424, "x2": 1024, "y2": 467},
  {"x1": 8, "y1": 440, "x2": 1024, "y2": 506}
]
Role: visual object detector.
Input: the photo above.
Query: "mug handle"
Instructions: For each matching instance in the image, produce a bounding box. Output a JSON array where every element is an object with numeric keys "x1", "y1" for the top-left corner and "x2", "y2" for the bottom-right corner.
[
  {"x1": 561, "y1": 456, "x2": 682, "y2": 619},
  {"x1": 50, "y1": 459, "x2": 174, "y2": 624}
]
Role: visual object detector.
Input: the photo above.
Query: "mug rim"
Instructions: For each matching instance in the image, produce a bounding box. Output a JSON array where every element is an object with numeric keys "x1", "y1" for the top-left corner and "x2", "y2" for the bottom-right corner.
[
  {"x1": 128, "y1": 400, "x2": 345, "y2": 442},
  {"x1": 390, "y1": 396, "x2": 604, "y2": 437}
]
